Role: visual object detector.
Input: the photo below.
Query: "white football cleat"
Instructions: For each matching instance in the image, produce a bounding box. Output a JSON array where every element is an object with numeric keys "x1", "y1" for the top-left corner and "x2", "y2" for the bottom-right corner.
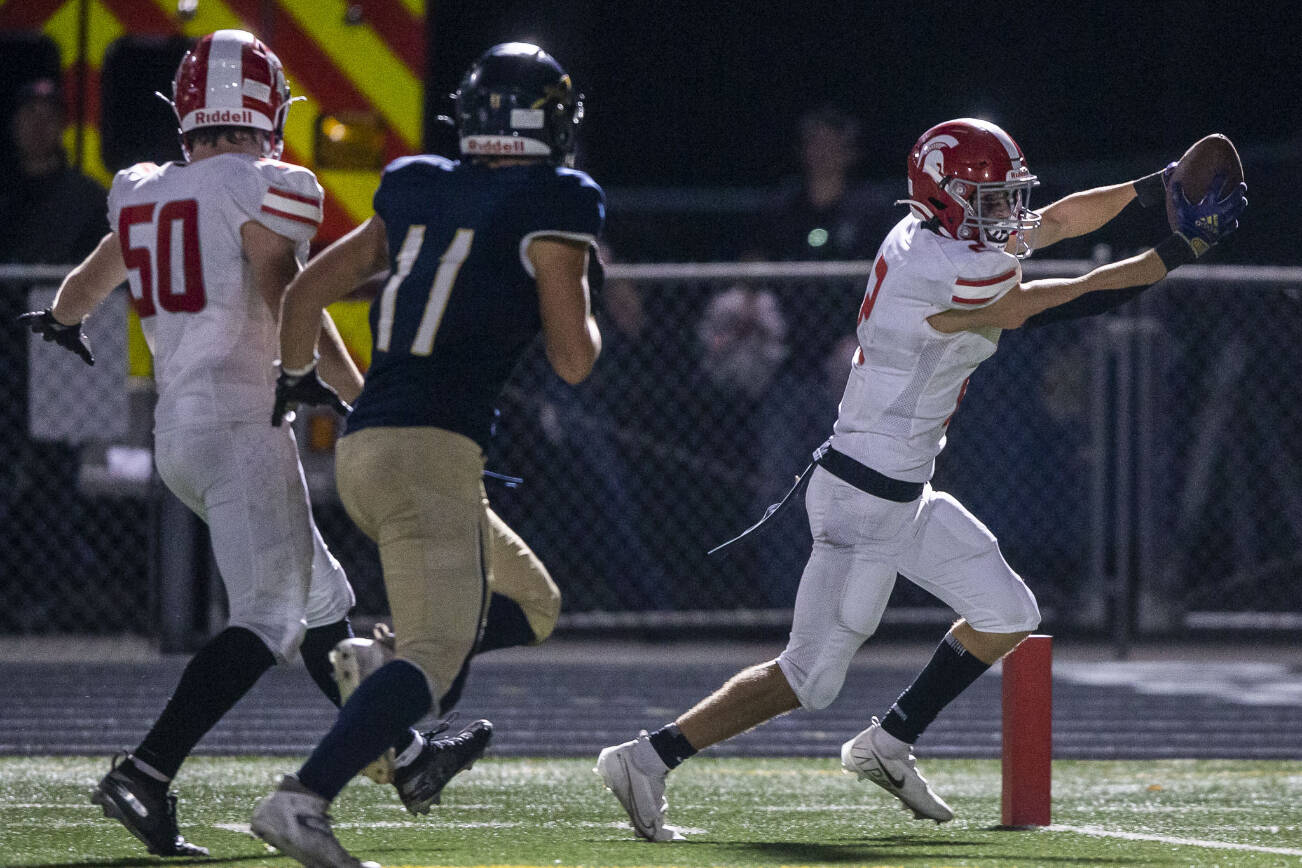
[
  {"x1": 251, "y1": 775, "x2": 380, "y2": 868},
  {"x1": 595, "y1": 732, "x2": 685, "y2": 842},
  {"x1": 330, "y1": 630, "x2": 396, "y2": 784},
  {"x1": 841, "y1": 717, "x2": 954, "y2": 822}
]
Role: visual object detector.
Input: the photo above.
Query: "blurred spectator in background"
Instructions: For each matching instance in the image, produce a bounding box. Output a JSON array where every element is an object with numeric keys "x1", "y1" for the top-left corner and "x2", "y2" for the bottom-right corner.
[
  {"x1": 696, "y1": 284, "x2": 789, "y2": 399},
  {"x1": 746, "y1": 106, "x2": 893, "y2": 379},
  {"x1": 751, "y1": 331, "x2": 856, "y2": 604},
  {"x1": 0, "y1": 77, "x2": 109, "y2": 630},
  {"x1": 747, "y1": 106, "x2": 887, "y2": 264},
  {"x1": 677, "y1": 284, "x2": 792, "y2": 605},
  {"x1": 527, "y1": 242, "x2": 675, "y2": 609},
  {"x1": 0, "y1": 77, "x2": 107, "y2": 264}
]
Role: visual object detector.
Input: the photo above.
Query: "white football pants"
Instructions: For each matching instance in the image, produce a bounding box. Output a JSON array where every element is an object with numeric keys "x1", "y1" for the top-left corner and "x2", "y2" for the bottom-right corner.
[
  {"x1": 776, "y1": 465, "x2": 1040, "y2": 710},
  {"x1": 153, "y1": 421, "x2": 355, "y2": 662}
]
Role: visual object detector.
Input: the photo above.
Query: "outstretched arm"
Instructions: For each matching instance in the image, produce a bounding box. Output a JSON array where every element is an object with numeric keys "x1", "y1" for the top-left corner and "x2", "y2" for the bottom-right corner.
[
  {"x1": 928, "y1": 248, "x2": 1169, "y2": 333},
  {"x1": 1029, "y1": 182, "x2": 1138, "y2": 251},
  {"x1": 937, "y1": 174, "x2": 1247, "y2": 334},
  {"x1": 1029, "y1": 158, "x2": 1176, "y2": 253}
]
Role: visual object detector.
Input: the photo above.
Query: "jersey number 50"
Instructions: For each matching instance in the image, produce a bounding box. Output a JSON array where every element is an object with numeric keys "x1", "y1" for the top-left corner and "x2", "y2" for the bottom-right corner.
[{"x1": 118, "y1": 199, "x2": 207, "y2": 317}]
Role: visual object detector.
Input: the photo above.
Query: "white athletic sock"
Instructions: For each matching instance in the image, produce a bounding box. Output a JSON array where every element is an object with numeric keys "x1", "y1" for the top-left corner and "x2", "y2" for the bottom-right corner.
[
  {"x1": 128, "y1": 754, "x2": 171, "y2": 783},
  {"x1": 392, "y1": 729, "x2": 425, "y2": 769}
]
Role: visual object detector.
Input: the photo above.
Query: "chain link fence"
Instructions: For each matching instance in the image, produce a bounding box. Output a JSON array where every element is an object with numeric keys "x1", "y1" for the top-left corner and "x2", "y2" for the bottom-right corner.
[{"x1": 4, "y1": 260, "x2": 1301, "y2": 646}]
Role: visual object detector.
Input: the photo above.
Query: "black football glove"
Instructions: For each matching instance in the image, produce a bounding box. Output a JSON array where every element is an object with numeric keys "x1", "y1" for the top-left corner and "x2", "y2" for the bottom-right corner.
[
  {"x1": 272, "y1": 364, "x2": 352, "y2": 427},
  {"x1": 18, "y1": 309, "x2": 94, "y2": 366},
  {"x1": 1133, "y1": 161, "x2": 1178, "y2": 209}
]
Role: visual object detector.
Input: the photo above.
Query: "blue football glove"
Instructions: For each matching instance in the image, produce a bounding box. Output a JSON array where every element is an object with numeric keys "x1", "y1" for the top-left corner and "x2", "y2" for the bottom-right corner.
[
  {"x1": 272, "y1": 364, "x2": 352, "y2": 427},
  {"x1": 18, "y1": 308, "x2": 94, "y2": 365},
  {"x1": 1169, "y1": 174, "x2": 1248, "y2": 257}
]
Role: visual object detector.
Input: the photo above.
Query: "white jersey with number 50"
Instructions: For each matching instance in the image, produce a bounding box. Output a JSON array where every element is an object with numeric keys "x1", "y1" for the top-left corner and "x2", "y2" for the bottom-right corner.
[
  {"x1": 107, "y1": 152, "x2": 323, "y2": 432},
  {"x1": 832, "y1": 215, "x2": 1021, "y2": 483}
]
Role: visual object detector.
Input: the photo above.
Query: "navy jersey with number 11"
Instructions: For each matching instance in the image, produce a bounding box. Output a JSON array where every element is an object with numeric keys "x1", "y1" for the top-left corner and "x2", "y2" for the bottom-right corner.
[{"x1": 345, "y1": 156, "x2": 605, "y2": 447}]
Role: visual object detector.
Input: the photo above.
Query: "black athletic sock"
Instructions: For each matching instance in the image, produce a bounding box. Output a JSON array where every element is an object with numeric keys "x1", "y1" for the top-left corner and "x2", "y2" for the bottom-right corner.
[
  {"x1": 648, "y1": 723, "x2": 697, "y2": 769},
  {"x1": 300, "y1": 618, "x2": 354, "y2": 707},
  {"x1": 476, "y1": 593, "x2": 537, "y2": 653},
  {"x1": 297, "y1": 659, "x2": 433, "y2": 801},
  {"x1": 134, "y1": 626, "x2": 275, "y2": 779},
  {"x1": 880, "y1": 632, "x2": 991, "y2": 745}
]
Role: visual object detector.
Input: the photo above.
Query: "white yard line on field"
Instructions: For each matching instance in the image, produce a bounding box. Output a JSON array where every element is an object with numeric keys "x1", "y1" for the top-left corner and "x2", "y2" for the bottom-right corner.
[{"x1": 1054, "y1": 823, "x2": 1302, "y2": 856}]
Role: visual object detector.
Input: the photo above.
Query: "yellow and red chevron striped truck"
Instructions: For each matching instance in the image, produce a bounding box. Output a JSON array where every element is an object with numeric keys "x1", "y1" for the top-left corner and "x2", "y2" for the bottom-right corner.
[{"x1": 2, "y1": 0, "x2": 428, "y2": 373}]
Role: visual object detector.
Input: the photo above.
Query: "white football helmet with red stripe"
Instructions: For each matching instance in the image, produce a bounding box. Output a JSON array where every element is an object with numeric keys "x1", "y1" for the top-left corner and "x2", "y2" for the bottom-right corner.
[
  {"x1": 902, "y1": 118, "x2": 1041, "y2": 256},
  {"x1": 170, "y1": 29, "x2": 292, "y2": 160}
]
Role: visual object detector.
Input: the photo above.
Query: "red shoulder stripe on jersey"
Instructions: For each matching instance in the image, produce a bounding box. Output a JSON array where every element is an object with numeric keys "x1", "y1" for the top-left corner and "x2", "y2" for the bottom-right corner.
[
  {"x1": 951, "y1": 293, "x2": 998, "y2": 305},
  {"x1": 955, "y1": 267, "x2": 1018, "y2": 287},
  {"x1": 267, "y1": 186, "x2": 321, "y2": 206},
  {"x1": 261, "y1": 204, "x2": 321, "y2": 226}
]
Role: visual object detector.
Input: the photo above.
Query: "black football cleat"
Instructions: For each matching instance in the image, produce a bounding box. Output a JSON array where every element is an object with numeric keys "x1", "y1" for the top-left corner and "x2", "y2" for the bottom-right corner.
[
  {"x1": 90, "y1": 753, "x2": 209, "y2": 857},
  {"x1": 393, "y1": 718, "x2": 494, "y2": 815}
]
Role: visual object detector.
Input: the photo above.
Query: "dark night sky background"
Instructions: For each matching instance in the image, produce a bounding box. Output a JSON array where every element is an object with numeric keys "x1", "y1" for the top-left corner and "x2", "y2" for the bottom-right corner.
[{"x1": 430, "y1": 1, "x2": 1301, "y2": 192}]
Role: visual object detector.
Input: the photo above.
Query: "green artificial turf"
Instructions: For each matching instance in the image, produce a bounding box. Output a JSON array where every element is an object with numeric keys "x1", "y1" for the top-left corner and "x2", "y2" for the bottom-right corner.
[{"x1": 1, "y1": 756, "x2": 1300, "y2": 867}]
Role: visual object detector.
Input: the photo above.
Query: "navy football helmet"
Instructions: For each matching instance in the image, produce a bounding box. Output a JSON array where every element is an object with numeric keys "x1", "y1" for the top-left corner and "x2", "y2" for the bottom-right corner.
[{"x1": 455, "y1": 42, "x2": 583, "y2": 166}]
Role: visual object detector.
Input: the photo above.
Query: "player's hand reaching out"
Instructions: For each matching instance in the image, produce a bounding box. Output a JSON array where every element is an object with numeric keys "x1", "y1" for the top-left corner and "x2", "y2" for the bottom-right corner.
[
  {"x1": 18, "y1": 309, "x2": 95, "y2": 365},
  {"x1": 1169, "y1": 174, "x2": 1248, "y2": 258},
  {"x1": 272, "y1": 362, "x2": 352, "y2": 426}
]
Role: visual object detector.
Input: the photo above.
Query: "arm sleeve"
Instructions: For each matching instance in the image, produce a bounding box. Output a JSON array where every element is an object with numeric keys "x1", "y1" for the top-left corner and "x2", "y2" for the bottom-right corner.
[{"x1": 1024, "y1": 284, "x2": 1153, "y2": 328}]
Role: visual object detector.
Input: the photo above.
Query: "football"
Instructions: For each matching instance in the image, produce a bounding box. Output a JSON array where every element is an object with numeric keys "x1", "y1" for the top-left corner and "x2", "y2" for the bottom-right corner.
[{"x1": 1166, "y1": 133, "x2": 1244, "y2": 231}]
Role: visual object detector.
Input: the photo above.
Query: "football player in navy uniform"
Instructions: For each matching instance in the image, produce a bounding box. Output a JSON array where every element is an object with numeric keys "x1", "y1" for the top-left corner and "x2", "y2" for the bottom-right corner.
[{"x1": 250, "y1": 43, "x2": 603, "y2": 867}]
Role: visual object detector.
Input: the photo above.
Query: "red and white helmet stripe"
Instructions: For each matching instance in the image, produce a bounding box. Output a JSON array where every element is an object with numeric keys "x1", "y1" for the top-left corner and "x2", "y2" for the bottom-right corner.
[{"x1": 171, "y1": 29, "x2": 290, "y2": 158}]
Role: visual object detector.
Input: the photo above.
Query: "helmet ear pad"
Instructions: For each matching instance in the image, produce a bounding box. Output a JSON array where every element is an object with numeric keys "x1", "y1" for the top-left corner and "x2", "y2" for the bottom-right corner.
[{"x1": 544, "y1": 93, "x2": 582, "y2": 164}]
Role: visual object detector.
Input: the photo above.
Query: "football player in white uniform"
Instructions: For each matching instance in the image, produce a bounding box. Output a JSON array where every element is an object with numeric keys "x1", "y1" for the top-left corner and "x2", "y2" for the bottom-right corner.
[
  {"x1": 596, "y1": 118, "x2": 1246, "y2": 839},
  {"x1": 19, "y1": 30, "x2": 365, "y2": 857}
]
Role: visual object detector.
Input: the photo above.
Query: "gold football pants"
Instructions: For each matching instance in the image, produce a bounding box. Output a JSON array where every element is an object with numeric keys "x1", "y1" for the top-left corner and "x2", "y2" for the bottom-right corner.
[{"x1": 335, "y1": 426, "x2": 558, "y2": 704}]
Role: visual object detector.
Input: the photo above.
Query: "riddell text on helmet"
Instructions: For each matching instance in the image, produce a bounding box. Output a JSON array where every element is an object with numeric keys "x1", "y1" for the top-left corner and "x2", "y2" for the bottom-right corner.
[
  {"x1": 194, "y1": 108, "x2": 256, "y2": 125},
  {"x1": 465, "y1": 139, "x2": 528, "y2": 154}
]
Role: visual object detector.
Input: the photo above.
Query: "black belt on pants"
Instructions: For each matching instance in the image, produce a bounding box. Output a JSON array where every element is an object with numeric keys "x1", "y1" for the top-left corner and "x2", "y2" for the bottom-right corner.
[
  {"x1": 708, "y1": 438, "x2": 925, "y2": 555},
  {"x1": 813, "y1": 441, "x2": 926, "y2": 503}
]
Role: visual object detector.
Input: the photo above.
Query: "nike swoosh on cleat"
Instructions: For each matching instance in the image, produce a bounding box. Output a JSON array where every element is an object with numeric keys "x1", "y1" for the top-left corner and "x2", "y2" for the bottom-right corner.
[
  {"x1": 622, "y1": 761, "x2": 658, "y2": 829},
  {"x1": 869, "y1": 747, "x2": 906, "y2": 790},
  {"x1": 119, "y1": 789, "x2": 149, "y2": 817}
]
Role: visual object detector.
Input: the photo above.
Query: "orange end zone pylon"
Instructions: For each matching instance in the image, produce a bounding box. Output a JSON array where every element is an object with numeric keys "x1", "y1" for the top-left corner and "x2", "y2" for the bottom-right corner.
[{"x1": 1001, "y1": 633, "x2": 1053, "y2": 827}]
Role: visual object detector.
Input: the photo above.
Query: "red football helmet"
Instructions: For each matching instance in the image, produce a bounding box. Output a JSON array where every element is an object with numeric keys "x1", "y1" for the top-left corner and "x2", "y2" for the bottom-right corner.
[
  {"x1": 902, "y1": 118, "x2": 1041, "y2": 256},
  {"x1": 170, "y1": 29, "x2": 292, "y2": 160}
]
